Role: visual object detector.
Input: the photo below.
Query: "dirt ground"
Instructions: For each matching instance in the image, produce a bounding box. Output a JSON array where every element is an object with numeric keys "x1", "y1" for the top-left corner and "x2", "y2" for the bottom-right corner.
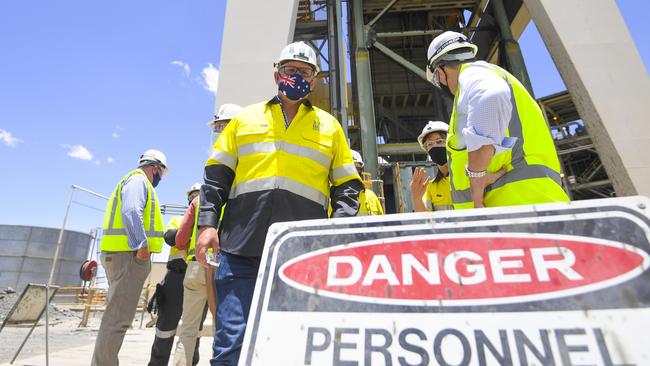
[
  {"x1": 0, "y1": 288, "x2": 212, "y2": 365},
  {"x1": 1, "y1": 290, "x2": 105, "y2": 364},
  {"x1": 0, "y1": 290, "x2": 153, "y2": 364}
]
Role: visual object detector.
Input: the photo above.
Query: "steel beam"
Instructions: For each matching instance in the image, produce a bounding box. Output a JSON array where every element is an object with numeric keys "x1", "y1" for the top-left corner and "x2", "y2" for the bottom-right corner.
[
  {"x1": 372, "y1": 41, "x2": 429, "y2": 84},
  {"x1": 366, "y1": 0, "x2": 399, "y2": 28},
  {"x1": 572, "y1": 179, "x2": 612, "y2": 191},
  {"x1": 327, "y1": 0, "x2": 342, "y2": 129},
  {"x1": 376, "y1": 27, "x2": 493, "y2": 39},
  {"x1": 352, "y1": 0, "x2": 379, "y2": 178},
  {"x1": 334, "y1": 0, "x2": 348, "y2": 136},
  {"x1": 378, "y1": 142, "x2": 423, "y2": 155},
  {"x1": 557, "y1": 143, "x2": 595, "y2": 156},
  {"x1": 491, "y1": 0, "x2": 534, "y2": 96}
]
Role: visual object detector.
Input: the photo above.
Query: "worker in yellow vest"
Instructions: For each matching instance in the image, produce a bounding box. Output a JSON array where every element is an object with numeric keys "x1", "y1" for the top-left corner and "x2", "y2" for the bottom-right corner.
[
  {"x1": 92, "y1": 149, "x2": 168, "y2": 366},
  {"x1": 351, "y1": 150, "x2": 384, "y2": 215},
  {"x1": 425, "y1": 31, "x2": 569, "y2": 209},
  {"x1": 410, "y1": 121, "x2": 453, "y2": 212},
  {"x1": 147, "y1": 184, "x2": 198, "y2": 365},
  {"x1": 171, "y1": 105, "x2": 242, "y2": 366},
  {"x1": 195, "y1": 41, "x2": 363, "y2": 365}
]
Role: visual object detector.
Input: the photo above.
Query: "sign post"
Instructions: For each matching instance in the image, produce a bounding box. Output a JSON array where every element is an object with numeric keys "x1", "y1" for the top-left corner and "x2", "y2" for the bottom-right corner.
[{"x1": 241, "y1": 197, "x2": 650, "y2": 365}]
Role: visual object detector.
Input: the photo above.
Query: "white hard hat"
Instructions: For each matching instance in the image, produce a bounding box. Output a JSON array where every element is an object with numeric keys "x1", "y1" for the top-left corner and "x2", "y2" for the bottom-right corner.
[
  {"x1": 350, "y1": 150, "x2": 364, "y2": 167},
  {"x1": 186, "y1": 182, "x2": 201, "y2": 200},
  {"x1": 208, "y1": 104, "x2": 243, "y2": 126},
  {"x1": 138, "y1": 149, "x2": 169, "y2": 173},
  {"x1": 276, "y1": 42, "x2": 320, "y2": 74},
  {"x1": 417, "y1": 121, "x2": 449, "y2": 152},
  {"x1": 426, "y1": 31, "x2": 478, "y2": 82}
]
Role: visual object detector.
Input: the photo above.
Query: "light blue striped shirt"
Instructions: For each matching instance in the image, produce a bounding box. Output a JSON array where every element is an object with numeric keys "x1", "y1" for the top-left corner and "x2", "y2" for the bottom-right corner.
[{"x1": 120, "y1": 172, "x2": 149, "y2": 250}]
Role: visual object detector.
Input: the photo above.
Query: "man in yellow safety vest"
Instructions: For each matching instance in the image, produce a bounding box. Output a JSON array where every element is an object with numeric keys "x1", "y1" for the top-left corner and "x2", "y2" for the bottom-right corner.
[
  {"x1": 92, "y1": 149, "x2": 169, "y2": 366},
  {"x1": 425, "y1": 31, "x2": 569, "y2": 209}
]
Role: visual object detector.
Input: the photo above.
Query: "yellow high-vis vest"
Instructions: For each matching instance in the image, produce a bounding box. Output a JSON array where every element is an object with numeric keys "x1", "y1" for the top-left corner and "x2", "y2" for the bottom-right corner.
[
  {"x1": 186, "y1": 200, "x2": 219, "y2": 262},
  {"x1": 187, "y1": 200, "x2": 201, "y2": 262},
  {"x1": 358, "y1": 189, "x2": 384, "y2": 216},
  {"x1": 447, "y1": 63, "x2": 569, "y2": 209},
  {"x1": 165, "y1": 215, "x2": 187, "y2": 261},
  {"x1": 101, "y1": 169, "x2": 164, "y2": 252}
]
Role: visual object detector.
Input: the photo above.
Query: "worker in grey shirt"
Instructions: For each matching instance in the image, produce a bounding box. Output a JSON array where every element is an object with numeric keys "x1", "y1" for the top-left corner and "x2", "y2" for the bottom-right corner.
[{"x1": 92, "y1": 149, "x2": 169, "y2": 366}]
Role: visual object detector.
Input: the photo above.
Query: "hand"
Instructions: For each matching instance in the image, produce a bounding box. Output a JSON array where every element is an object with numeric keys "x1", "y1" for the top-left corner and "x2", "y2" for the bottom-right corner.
[
  {"x1": 469, "y1": 167, "x2": 507, "y2": 208},
  {"x1": 135, "y1": 246, "x2": 150, "y2": 260},
  {"x1": 196, "y1": 226, "x2": 219, "y2": 269},
  {"x1": 410, "y1": 167, "x2": 430, "y2": 212}
]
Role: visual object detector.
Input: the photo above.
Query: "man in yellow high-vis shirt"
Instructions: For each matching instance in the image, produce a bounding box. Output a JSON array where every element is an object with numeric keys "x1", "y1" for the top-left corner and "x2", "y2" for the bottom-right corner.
[
  {"x1": 195, "y1": 41, "x2": 363, "y2": 365},
  {"x1": 425, "y1": 31, "x2": 569, "y2": 209},
  {"x1": 92, "y1": 149, "x2": 169, "y2": 366}
]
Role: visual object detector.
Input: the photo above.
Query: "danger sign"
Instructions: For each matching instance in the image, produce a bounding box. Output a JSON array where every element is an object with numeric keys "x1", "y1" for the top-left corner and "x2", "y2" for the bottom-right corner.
[{"x1": 240, "y1": 197, "x2": 650, "y2": 365}]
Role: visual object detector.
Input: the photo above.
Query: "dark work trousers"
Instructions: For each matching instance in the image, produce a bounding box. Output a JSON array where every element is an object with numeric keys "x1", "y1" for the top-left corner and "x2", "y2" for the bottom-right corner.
[{"x1": 148, "y1": 259, "x2": 186, "y2": 366}]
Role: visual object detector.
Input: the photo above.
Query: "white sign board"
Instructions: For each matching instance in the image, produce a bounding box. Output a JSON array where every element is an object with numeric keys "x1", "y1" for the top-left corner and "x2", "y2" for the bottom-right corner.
[{"x1": 240, "y1": 197, "x2": 650, "y2": 365}]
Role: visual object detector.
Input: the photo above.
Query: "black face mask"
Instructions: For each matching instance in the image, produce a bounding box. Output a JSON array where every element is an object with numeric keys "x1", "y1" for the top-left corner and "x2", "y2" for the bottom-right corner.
[
  {"x1": 428, "y1": 146, "x2": 447, "y2": 165},
  {"x1": 152, "y1": 172, "x2": 162, "y2": 188},
  {"x1": 356, "y1": 168, "x2": 364, "y2": 176}
]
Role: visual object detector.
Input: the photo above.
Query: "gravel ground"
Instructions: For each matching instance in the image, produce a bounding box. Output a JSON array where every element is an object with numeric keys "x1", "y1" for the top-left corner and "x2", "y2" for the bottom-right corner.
[{"x1": 0, "y1": 288, "x2": 102, "y2": 364}]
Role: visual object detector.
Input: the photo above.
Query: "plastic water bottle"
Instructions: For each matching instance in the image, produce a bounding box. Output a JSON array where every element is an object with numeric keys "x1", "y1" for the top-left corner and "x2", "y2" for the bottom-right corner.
[{"x1": 206, "y1": 251, "x2": 220, "y2": 268}]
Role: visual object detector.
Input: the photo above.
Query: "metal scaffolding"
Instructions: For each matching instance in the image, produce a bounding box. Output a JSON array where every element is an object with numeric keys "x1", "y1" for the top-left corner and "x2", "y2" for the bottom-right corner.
[{"x1": 288, "y1": 0, "x2": 637, "y2": 212}]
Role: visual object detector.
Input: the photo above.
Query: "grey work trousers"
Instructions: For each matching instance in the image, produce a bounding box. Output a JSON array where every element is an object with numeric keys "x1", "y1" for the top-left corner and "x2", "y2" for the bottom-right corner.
[
  {"x1": 172, "y1": 261, "x2": 210, "y2": 366},
  {"x1": 91, "y1": 251, "x2": 151, "y2": 366}
]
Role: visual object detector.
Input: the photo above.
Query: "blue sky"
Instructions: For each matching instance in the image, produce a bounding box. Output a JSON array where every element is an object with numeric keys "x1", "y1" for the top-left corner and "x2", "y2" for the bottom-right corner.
[
  {"x1": 0, "y1": 1, "x2": 227, "y2": 233},
  {"x1": 0, "y1": 1, "x2": 648, "y2": 235}
]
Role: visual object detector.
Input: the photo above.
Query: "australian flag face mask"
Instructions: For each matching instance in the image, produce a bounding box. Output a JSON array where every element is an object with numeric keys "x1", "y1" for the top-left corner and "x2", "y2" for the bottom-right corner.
[{"x1": 278, "y1": 74, "x2": 311, "y2": 101}]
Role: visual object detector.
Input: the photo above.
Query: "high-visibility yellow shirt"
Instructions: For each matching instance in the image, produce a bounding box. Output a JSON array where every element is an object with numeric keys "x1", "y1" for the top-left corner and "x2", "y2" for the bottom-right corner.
[
  {"x1": 424, "y1": 175, "x2": 452, "y2": 211},
  {"x1": 204, "y1": 97, "x2": 363, "y2": 256},
  {"x1": 101, "y1": 169, "x2": 164, "y2": 253},
  {"x1": 447, "y1": 62, "x2": 569, "y2": 209},
  {"x1": 358, "y1": 189, "x2": 384, "y2": 216},
  {"x1": 165, "y1": 215, "x2": 187, "y2": 262}
]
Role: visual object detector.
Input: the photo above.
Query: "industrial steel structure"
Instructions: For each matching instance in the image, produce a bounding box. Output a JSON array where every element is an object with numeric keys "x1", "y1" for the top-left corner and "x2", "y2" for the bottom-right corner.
[{"x1": 216, "y1": 0, "x2": 649, "y2": 213}]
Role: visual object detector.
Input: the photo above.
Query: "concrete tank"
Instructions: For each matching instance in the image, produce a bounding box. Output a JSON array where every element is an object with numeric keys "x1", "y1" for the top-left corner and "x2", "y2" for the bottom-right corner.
[{"x1": 0, "y1": 225, "x2": 94, "y2": 291}]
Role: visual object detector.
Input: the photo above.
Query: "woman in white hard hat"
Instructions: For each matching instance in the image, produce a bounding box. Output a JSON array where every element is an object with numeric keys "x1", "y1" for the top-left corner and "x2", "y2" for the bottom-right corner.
[{"x1": 410, "y1": 121, "x2": 453, "y2": 212}]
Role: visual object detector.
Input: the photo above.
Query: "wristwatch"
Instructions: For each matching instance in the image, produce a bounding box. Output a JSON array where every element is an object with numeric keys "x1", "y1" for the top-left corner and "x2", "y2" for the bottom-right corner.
[{"x1": 465, "y1": 165, "x2": 487, "y2": 178}]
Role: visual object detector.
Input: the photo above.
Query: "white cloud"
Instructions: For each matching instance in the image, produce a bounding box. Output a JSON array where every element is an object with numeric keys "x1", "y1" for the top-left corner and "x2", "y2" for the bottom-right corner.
[
  {"x1": 62, "y1": 144, "x2": 93, "y2": 161},
  {"x1": 107, "y1": 157, "x2": 115, "y2": 163},
  {"x1": 112, "y1": 132, "x2": 119, "y2": 139},
  {"x1": 171, "y1": 60, "x2": 191, "y2": 78},
  {"x1": 0, "y1": 129, "x2": 23, "y2": 147},
  {"x1": 201, "y1": 63, "x2": 219, "y2": 96}
]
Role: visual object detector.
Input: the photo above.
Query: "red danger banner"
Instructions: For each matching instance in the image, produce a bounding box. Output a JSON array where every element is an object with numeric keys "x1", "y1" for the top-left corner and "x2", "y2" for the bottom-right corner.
[{"x1": 279, "y1": 234, "x2": 648, "y2": 306}]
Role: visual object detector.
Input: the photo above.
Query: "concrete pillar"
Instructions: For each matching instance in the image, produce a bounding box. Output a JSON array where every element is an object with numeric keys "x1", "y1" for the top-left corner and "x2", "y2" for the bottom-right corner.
[
  {"x1": 215, "y1": 0, "x2": 299, "y2": 109},
  {"x1": 525, "y1": 0, "x2": 650, "y2": 196}
]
